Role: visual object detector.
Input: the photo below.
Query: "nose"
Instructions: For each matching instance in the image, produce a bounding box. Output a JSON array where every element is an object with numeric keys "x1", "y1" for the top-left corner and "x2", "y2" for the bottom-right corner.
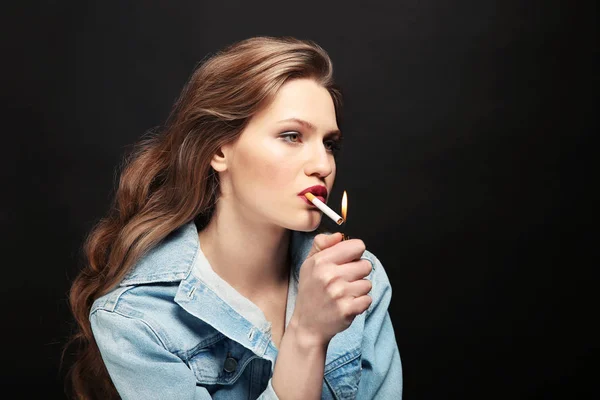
[{"x1": 304, "y1": 142, "x2": 334, "y2": 179}]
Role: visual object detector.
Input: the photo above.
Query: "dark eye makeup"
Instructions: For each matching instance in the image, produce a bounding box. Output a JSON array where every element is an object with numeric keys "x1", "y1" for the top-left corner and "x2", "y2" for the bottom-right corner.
[{"x1": 279, "y1": 131, "x2": 343, "y2": 153}]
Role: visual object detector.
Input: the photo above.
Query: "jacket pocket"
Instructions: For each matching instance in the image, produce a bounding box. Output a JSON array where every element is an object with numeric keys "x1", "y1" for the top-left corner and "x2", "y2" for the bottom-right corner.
[{"x1": 187, "y1": 336, "x2": 257, "y2": 388}]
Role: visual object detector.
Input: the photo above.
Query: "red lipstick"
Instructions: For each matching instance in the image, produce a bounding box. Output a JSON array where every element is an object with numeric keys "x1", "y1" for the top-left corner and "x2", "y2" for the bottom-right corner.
[{"x1": 298, "y1": 185, "x2": 328, "y2": 199}]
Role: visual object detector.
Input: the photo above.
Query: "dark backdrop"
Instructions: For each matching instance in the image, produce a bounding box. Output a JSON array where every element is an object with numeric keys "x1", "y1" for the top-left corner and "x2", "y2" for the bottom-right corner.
[{"x1": 2, "y1": 1, "x2": 595, "y2": 399}]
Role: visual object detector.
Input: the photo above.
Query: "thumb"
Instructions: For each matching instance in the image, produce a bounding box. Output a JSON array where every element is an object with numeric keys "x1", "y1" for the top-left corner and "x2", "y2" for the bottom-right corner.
[{"x1": 307, "y1": 232, "x2": 343, "y2": 259}]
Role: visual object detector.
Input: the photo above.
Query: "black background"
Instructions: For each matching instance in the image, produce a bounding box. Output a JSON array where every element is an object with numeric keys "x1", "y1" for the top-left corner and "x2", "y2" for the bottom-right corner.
[{"x1": 2, "y1": 1, "x2": 596, "y2": 399}]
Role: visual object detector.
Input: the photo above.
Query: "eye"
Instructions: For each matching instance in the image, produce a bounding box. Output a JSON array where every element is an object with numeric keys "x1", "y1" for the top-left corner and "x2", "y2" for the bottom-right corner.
[
  {"x1": 324, "y1": 139, "x2": 343, "y2": 153},
  {"x1": 280, "y1": 132, "x2": 301, "y2": 144},
  {"x1": 280, "y1": 132, "x2": 342, "y2": 154}
]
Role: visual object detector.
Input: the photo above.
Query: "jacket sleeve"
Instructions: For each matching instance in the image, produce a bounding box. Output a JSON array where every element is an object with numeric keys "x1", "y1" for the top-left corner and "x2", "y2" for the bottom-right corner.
[
  {"x1": 356, "y1": 253, "x2": 403, "y2": 399},
  {"x1": 91, "y1": 309, "x2": 282, "y2": 399}
]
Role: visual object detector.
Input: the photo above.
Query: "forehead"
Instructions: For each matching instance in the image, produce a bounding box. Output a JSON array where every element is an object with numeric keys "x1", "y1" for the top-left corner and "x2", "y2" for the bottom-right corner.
[{"x1": 252, "y1": 78, "x2": 339, "y2": 131}]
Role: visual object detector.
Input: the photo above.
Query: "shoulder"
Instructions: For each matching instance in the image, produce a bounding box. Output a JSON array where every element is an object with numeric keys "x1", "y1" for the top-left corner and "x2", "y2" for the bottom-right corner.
[
  {"x1": 90, "y1": 282, "x2": 180, "y2": 318},
  {"x1": 359, "y1": 249, "x2": 393, "y2": 319},
  {"x1": 89, "y1": 282, "x2": 213, "y2": 357},
  {"x1": 89, "y1": 221, "x2": 202, "y2": 340},
  {"x1": 361, "y1": 249, "x2": 390, "y2": 285},
  {"x1": 90, "y1": 283, "x2": 178, "y2": 343},
  {"x1": 118, "y1": 222, "x2": 199, "y2": 286}
]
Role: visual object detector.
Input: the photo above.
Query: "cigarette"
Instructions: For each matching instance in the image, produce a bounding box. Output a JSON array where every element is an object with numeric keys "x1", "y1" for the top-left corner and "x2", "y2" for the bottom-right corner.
[{"x1": 304, "y1": 193, "x2": 345, "y2": 225}]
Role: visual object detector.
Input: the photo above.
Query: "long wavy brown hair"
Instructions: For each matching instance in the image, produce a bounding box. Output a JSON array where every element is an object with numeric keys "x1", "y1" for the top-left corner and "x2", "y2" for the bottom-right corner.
[{"x1": 62, "y1": 36, "x2": 343, "y2": 399}]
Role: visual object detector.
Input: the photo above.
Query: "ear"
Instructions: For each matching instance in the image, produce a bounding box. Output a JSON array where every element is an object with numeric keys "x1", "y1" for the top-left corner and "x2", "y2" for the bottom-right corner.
[{"x1": 210, "y1": 145, "x2": 229, "y2": 172}]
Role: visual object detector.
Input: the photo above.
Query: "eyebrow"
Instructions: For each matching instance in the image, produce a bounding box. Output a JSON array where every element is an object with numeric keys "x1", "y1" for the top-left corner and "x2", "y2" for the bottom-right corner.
[{"x1": 277, "y1": 117, "x2": 342, "y2": 138}]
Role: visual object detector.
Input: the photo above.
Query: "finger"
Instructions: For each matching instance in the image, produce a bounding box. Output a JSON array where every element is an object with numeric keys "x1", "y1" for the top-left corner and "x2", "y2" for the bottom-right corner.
[
  {"x1": 347, "y1": 294, "x2": 373, "y2": 316},
  {"x1": 317, "y1": 238, "x2": 366, "y2": 265},
  {"x1": 307, "y1": 232, "x2": 343, "y2": 259},
  {"x1": 344, "y1": 279, "x2": 373, "y2": 298},
  {"x1": 337, "y1": 259, "x2": 373, "y2": 282}
]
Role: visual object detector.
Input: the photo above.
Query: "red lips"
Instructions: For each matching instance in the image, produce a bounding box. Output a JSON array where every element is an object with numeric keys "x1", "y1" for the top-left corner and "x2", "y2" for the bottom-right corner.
[{"x1": 298, "y1": 185, "x2": 328, "y2": 199}]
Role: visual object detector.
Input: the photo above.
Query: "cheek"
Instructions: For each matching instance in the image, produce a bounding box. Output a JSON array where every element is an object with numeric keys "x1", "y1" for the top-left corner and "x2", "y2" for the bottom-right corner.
[
  {"x1": 267, "y1": 162, "x2": 296, "y2": 189},
  {"x1": 235, "y1": 141, "x2": 295, "y2": 190}
]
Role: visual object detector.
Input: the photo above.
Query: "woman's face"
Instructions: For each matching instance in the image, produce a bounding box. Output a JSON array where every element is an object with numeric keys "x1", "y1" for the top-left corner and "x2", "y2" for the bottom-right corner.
[{"x1": 213, "y1": 78, "x2": 342, "y2": 232}]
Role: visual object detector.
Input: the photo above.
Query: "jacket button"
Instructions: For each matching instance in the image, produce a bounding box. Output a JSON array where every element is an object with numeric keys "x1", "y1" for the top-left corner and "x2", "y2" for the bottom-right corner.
[{"x1": 223, "y1": 355, "x2": 238, "y2": 373}]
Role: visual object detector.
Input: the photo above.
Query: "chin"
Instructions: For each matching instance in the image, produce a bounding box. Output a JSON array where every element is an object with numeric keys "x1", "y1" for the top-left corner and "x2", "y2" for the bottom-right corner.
[
  {"x1": 285, "y1": 217, "x2": 322, "y2": 233},
  {"x1": 294, "y1": 227, "x2": 319, "y2": 233}
]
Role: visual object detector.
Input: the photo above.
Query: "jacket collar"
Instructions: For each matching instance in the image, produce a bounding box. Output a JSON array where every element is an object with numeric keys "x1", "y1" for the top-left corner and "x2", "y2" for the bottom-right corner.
[
  {"x1": 119, "y1": 221, "x2": 320, "y2": 361},
  {"x1": 120, "y1": 221, "x2": 317, "y2": 287}
]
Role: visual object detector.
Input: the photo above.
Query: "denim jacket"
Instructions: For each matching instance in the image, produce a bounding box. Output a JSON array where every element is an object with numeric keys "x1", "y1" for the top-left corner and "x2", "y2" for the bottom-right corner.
[{"x1": 90, "y1": 222, "x2": 403, "y2": 399}]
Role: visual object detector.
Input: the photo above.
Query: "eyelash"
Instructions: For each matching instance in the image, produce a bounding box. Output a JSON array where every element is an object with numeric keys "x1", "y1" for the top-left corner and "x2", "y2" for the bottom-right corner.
[{"x1": 280, "y1": 132, "x2": 343, "y2": 153}]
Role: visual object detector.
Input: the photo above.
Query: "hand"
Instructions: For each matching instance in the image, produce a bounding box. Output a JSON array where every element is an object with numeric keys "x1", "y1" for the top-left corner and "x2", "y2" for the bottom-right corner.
[{"x1": 290, "y1": 232, "x2": 373, "y2": 348}]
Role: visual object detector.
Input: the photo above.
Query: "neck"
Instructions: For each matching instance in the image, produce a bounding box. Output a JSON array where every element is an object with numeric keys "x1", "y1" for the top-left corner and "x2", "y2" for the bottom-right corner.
[{"x1": 198, "y1": 203, "x2": 291, "y2": 300}]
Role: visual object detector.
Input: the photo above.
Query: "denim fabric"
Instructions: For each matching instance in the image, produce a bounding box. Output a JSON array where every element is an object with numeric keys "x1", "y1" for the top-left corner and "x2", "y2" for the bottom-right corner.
[{"x1": 90, "y1": 221, "x2": 403, "y2": 399}]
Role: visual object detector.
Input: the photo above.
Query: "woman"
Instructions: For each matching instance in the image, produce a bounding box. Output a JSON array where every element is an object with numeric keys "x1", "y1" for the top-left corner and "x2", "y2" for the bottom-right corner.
[{"x1": 65, "y1": 36, "x2": 402, "y2": 399}]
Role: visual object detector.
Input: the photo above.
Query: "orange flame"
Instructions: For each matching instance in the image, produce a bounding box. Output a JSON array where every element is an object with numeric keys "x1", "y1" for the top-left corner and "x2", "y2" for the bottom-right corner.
[{"x1": 341, "y1": 190, "x2": 348, "y2": 221}]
